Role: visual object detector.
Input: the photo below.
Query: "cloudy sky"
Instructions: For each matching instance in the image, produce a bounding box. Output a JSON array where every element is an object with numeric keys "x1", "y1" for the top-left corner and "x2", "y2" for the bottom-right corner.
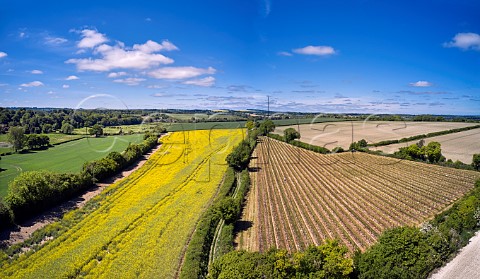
[{"x1": 1, "y1": 0, "x2": 479, "y2": 114}]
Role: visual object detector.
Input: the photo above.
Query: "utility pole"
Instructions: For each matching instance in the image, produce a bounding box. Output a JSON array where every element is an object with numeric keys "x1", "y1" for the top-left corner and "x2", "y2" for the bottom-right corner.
[{"x1": 267, "y1": 95, "x2": 270, "y2": 119}]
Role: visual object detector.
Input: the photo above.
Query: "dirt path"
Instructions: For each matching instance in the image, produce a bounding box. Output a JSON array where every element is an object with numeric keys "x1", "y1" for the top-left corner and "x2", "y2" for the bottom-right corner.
[
  {"x1": 0, "y1": 143, "x2": 163, "y2": 246},
  {"x1": 430, "y1": 231, "x2": 480, "y2": 279}
]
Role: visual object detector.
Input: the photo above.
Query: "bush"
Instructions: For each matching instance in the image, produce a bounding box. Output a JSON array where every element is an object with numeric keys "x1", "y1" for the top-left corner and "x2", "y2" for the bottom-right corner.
[
  {"x1": 356, "y1": 227, "x2": 440, "y2": 279},
  {"x1": 106, "y1": 151, "x2": 127, "y2": 169},
  {"x1": 284, "y1": 128, "x2": 300, "y2": 143},
  {"x1": 0, "y1": 199, "x2": 12, "y2": 227},
  {"x1": 123, "y1": 144, "x2": 143, "y2": 165},
  {"x1": 226, "y1": 140, "x2": 252, "y2": 170},
  {"x1": 4, "y1": 171, "x2": 93, "y2": 222},
  {"x1": 215, "y1": 197, "x2": 239, "y2": 224},
  {"x1": 82, "y1": 158, "x2": 119, "y2": 182},
  {"x1": 210, "y1": 240, "x2": 353, "y2": 279}
]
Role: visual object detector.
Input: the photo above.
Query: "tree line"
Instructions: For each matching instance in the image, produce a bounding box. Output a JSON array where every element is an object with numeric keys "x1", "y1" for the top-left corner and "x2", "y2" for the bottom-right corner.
[{"x1": 0, "y1": 107, "x2": 143, "y2": 135}]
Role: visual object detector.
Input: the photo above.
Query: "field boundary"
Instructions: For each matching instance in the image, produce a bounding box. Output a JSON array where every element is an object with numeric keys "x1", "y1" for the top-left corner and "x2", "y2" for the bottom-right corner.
[{"x1": 368, "y1": 124, "x2": 480, "y2": 147}]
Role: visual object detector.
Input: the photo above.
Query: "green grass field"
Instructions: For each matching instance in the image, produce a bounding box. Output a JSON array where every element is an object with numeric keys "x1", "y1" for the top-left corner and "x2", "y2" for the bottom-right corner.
[
  {"x1": 0, "y1": 134, "x2": 143, "y2": 197},
  {"x1": 0, "y1": 133, "x2": 85, "y2": 154}
]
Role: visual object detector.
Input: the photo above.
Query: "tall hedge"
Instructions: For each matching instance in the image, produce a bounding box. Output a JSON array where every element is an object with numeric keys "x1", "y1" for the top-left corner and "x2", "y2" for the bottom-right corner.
[{"x1": 180, "y1": 168, "x2": 236, "y2": 279}]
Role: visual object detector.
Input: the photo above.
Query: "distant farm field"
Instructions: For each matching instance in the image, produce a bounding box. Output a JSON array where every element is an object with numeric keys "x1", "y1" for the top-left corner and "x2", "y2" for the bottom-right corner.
[
  {"x1": 235, "y1": 137, "x2": 480, "y2": 253},
  {"x1": 0, "y1": 129, "x2": 243, "y2": 278},
  {"x1": 274, "y1": 121, "x2": 478, "y2": 150},
  {"x1": 71, "y1": 117, "x2": 342, "y2": 135},
  {"x1": 373, "y1": 128, "x2": 480, "y2": 164},
  {"x1": 0, "y1": 134, "x2": 143, "y2": 197}
]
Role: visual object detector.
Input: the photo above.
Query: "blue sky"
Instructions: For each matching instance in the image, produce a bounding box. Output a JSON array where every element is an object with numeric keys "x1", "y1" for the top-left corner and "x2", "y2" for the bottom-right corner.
[{"x1": 1, "y1": 0, "x2": 479, "y2": 114}]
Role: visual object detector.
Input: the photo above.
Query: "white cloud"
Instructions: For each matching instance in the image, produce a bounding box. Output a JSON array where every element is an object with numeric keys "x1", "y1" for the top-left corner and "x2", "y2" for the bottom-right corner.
[
  {"x1": 145, "y1": 18, "x2": 152, "y2": 22},
  {"x1": 410, "y1": 81, "x2": 433, "y2": 87},
  {"x1": 45, "y1": 36, "x2": 68, "y2": 45},
  {"x1": 277, "y1": 51, "x2": 292, "y2": 56},
  {"x1": 182, "y1": 76, "x2": 215, "y2": 87},
  {"x1": 152, "y1": 93, "x2": 168, "y2": 97},
  {"x1": 65, "y1": 75, "x2": 79, "y2": 80},
  {"x1": 444, "y1": 32, "x2": 480, "y2": 51},
  {"x1": 293, "y1": 45, "x2": 336, "y2": 56},
  {"x1": 147, "y1": 85, "x2": 167, "y2": 89},
  {"x1": 31, "y1": 70, "x2": 43, "y2": 74},
  {"x1": 148, "y1": 66, "x2": 216, "y2": 79},
  {"x1": 108, "y1": 71, "x2": 128, "y2": 78},
  {"x1": 20, "y1": 81, "x2": 44, "y2": 87},
  {"x1": 77, "y1": 29, "x2": 108, "y2": 48},
  {"x1": 67, "y1": 40, "x2": 175, "y2": 71},
  {"x1": 113, "y1": 77, "x2": 146, "y2": 85},
  {"x1": 0, "y1": 52, "x2": 7, "y2": 58},
  {"x1": 133, "y1": 40, "x2": 178, "y2": 53},
  {"x1": 62, "y1": 84, "x2": 70, "y2": 89}
]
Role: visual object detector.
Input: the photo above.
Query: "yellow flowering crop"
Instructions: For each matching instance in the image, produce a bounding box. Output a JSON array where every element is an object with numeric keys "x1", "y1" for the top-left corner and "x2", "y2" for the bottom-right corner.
[{"x1": 1, "y1": 129, "x2": 244, "y2": 279}]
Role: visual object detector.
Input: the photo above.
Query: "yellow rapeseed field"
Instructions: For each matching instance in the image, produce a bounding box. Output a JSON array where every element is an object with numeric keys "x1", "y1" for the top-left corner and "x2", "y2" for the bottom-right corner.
[{"x1": 1, "y1": 129, "x2": 244, "y2": 278}]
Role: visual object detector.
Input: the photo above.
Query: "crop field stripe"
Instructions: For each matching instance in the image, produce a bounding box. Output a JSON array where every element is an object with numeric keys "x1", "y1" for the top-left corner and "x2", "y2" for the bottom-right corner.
[
  {"x1": 1, "y1": 130, "x2": 243, "y2": 279},
  {"x1": 246, "y1": 137, "x2": 480, "y2": 253}
]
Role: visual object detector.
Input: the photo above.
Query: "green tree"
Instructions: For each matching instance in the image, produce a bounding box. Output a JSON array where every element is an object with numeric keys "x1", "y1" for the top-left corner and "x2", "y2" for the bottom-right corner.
[
  {"x1": 349, "y1": 139, "x2": 368, "y2": 151},
  {"x1": 472, "y1": 154, "x2": 480, "y2": 170},
  {"x1": 295, "y1": 240, "x2": 353, "y2": 278},
  {"x1": 88, "y1": 124, "x2": 104, "y2": 137},
  {"x1": 61, "y1": 123, "x2": 74, "y2": 134},
  {"x1": 42, "y1": 123, "x2": 53, "y2": 134},
  {"x1": 215, "y1": 197, "x2": 239, "y2": 224},
  {"x1": 226, "y1": 140, "x2": 251, "y2": 170},
  {"x1": 358, "y1": 139, "x2": 368, "y2": 148},
  {"x1": 25, "y1": 134, "x2": 50, "y2": 149},
  {"x1": 106, "y1": 151, "x2": 127, "y2": 169},
  {"x1": 210, "y1": 240, "x2": 353, "y2": 279},
  {"x1": 424, "y1": 141, "x2": 442, "y2": 163},
  {"x1": 259, "y1": 120, "x2": 275, "y2": 136},
  {"x1": 7, "y1": 126, "x2": 25, "y2": 152},
  {"x1": 245, "y1": 120, "x2": 255, "y2": 131},
  {"x1": 357, "y1": 226, "x2": 439, "y2": 279},
  {"x1": 284, "y1": 128, "x2": 300, "y2": 143}
]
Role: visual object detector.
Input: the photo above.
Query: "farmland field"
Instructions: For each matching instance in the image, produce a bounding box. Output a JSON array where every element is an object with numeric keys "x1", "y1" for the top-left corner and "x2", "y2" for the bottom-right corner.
[
  {"x1": 235, "y1": 137, "x2": 480, "y2": 253},
  {"x1": 0, "y1": 134, "x2": 143, "y2": 197},
  {"x1": 0, "y1": 133, "x2": 85, "y2": 153},
  {"x1": 0, "y1": 129, "x2": 244, "y2": 278},
  {"x1": 373, "y1": 128, "x2": 480, "y2": 164},
  {"x1": 72, "y1": 117, "x2": 342, "y2": 135},
  {"x1": 274, "y1": 121, "x2": 478, "y2": 150}
]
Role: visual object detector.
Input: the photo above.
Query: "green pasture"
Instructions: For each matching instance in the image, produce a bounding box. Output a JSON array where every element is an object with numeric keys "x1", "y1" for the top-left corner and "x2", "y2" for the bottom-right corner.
[
  {"x1": 0, "y1": 134, "x2": 143, "y2": 197},
  {"x1": 0, "y1": 133, "x2": 85, "y2": 154}
]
